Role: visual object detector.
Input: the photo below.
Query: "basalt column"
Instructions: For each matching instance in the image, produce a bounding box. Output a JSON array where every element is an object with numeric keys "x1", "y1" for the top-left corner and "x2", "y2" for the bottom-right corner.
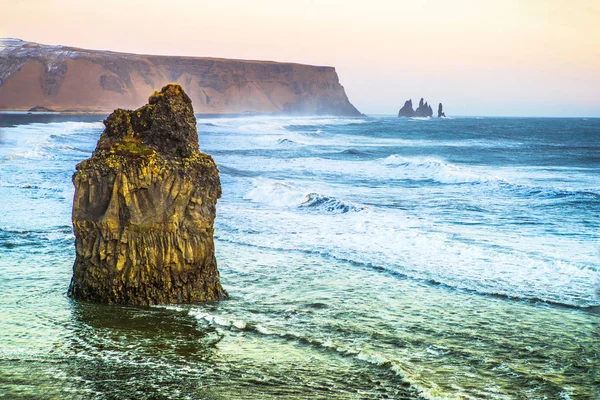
[{"x1": 68, "y1": 84, "x2": 227, "y2": 305}]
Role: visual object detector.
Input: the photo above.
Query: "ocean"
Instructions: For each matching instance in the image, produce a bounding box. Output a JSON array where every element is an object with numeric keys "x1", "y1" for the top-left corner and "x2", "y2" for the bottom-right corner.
[{"x1": 0, "y1": 114, "x2": 598, "y2": 399}]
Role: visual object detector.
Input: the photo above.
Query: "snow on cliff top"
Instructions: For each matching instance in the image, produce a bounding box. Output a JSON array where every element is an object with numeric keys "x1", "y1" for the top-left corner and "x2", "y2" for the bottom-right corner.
[
  {"x1": 0, "y1": 38, "x2": 85, "y2": 60},
  {"x1": 0, "y1": 38, "x2": 25, "y2": 51}
]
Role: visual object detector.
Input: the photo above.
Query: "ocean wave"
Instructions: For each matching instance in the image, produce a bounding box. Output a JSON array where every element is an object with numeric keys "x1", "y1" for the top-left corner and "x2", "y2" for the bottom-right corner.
[
  {"x1": 0, "y1": 225, "x2": 74, "y2": 248},
  {"x1": 284, "y1": 117, "x2": 368, "y2": 128},
  {"x1": 380, "y1": 155, "x2": 600, "y2": 201},
  {"x1": 227, "y1": 154, "x2": 599, "y2": 206},
  {"x1": 215, "y1": 234, "x2": 600, "y2": 309},
  {"x1": 1, "y1": 121, "x2": 101, "y2": 160},
  {"x1": 238, "y1": 122, "x2": 288, "y2": 134},
  {"x1": 340, "y1": 148, "x2": 365, "y2": 155},
  {"x1": 277, "y1": 138, "x2": 298, "y2": 146},
  {"x1": 244, "y1": 179, "x2": 363, "y2": 214},
  {"x1": 0, "y1": 182, "x2": 64, "y2": 192},
  {"x1": 218, "y1": 165, "x2": 261, "y2": 178},
  {"x1": 381, "y1": 155, "x2": 494, "y2": 184},
  {"x1": 195, "y1": 116, "x2": 368, "y2": 136},
  {"x1": 244, "y1": 180, "x2": 303, "y2": 207},
  {"x1": 187, "y1": 308, "x2": 447, "y2": 399},
  {"x1": 496, "y1": 182, "x2": 600, "y2": 203},
  {"x1": 298, "y1": 128, "x2": 327, "y2": 137},
  {"x1": 188, "y1": 309, "x2": 410, "y2": 376},
  {"x1": 299, "y1": 193, "x2": 363, "y2": 213}
]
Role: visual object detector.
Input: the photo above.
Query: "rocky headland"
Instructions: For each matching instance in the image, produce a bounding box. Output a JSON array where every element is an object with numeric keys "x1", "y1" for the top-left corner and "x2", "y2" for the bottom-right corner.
[
  {"x1": 0, "y1": 38, "x2": 360, "y2": 115},
  {"x1": 68, "y1": 83, "x2": 227, "y2": 305}
]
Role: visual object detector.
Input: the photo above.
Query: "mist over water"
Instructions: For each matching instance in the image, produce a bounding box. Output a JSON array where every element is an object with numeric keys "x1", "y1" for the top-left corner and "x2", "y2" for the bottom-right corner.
[{"x1": 1, "y1": 115, "x2": 599, "y2": 399}]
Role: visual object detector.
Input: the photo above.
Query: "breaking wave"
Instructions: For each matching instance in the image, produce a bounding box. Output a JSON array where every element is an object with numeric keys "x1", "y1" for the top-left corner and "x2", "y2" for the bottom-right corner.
[
  {"x1": 186, "y1": 309, "x2": 419, "y2": 387},
  {"x1": 340, "y1": 148, "x2": 365, "y2": 155},
  {"x1": 381, "y1": 155, "x2": 600, "y2": 202},
  {"x1": 244, "y1": 179, "x2": 363, "y2": 214},
  {"x1": 381, "y1": 155, "x2": 494, "y2": 184},
  {"x1": 299, "y1": 193, "x2": 363, "y2": 213},
  {"x1": 1, "y1": 121, "x2": 101, "y2": 160},
  {"x1": 277, "y1": 138, "x2": 298, "y2": 146}
]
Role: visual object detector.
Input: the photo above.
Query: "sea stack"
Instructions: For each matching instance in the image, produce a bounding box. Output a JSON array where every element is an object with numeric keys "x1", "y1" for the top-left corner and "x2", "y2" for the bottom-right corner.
[
  {"x1": 68, "y1": 83, "x2": 227, "y2": 305},
  {"x1": 438, "y1": 103, "x2": 446, "y2": 118},
  {"x1": 398, "y1": 98, "x2": 435, "y2": 117},
  {"x1": 398, "y1": 99, "x2": 415, "y2": 117},
  {"x1": 415, "y1": 98, "x2": 433, "y2": 117}
]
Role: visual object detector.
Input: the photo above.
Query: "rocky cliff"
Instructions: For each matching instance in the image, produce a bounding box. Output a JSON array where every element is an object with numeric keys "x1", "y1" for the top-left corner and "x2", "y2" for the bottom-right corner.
[
  {"x1": 0, "y1": 38, "x2": 360, "y2": 115},
  {"x1": 68, "y1": 83, "x2": 227, "y2": 305}
]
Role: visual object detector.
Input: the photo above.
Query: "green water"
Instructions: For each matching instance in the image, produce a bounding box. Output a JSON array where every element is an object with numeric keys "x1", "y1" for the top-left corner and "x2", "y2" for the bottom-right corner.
[{"x1": 1, "y1": 241, "x2": 598, "y2": 399}]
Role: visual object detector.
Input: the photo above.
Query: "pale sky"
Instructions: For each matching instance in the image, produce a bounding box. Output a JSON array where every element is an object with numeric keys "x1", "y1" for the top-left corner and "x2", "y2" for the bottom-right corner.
[{"x1": 2, "y1": 0, "x2": 599, "y2": 116}]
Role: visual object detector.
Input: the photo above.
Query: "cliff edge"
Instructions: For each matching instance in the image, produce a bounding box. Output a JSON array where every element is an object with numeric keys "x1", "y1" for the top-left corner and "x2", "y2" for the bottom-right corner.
[
  {"x1": 68, "y1": 83, "x2": 227, "y2": 305},
  {"x1": 0, "y1": 38, "x2": 360, "y2": 115}
]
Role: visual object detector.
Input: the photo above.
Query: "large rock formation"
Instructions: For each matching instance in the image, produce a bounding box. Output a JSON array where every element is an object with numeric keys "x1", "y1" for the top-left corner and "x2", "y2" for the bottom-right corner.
[
  {"x1": 68, "y1": 83, "x2": 227, "y2": 305},
  {"x1": 0, "y1": 38, "x2": 360, "y2": 116},
  {"x1": 415, "y1": 98, "x2": 433, "y2": 117},
  {"x1": 437, "y1": 103, "x2": 446, "y2": 118},
  {"x1": 397, "y1": 99, "x2": 415, "y2": 117},
  {"x1": 398, "y1": 98, "x2": 441, "y2": 118}
]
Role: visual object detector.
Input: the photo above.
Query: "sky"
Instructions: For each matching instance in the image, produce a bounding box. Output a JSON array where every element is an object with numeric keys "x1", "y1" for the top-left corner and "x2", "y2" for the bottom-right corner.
[{"x1": 1, "y1": 0, "x2": 599, "y2": 116}]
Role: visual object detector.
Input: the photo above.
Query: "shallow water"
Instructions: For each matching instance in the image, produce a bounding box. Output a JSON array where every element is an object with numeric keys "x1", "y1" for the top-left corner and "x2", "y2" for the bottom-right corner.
[{"x1": 0, "y1": 115, "x2": 599, "y2": 399}]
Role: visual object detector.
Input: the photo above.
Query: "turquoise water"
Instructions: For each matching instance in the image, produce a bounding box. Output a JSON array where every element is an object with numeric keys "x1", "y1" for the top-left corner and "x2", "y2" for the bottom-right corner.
[{"x1": 0, "y1": 115, "x2": 599, "y2": 399}]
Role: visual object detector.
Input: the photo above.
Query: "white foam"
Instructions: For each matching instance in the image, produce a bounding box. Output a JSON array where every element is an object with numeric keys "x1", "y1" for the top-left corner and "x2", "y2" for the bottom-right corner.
[
  {"x1": 196, "y1": 115, "x2": 366, "y2": 137},
  {"x1": 244, "y1": 179, "x2": 363, "y2": 214},
  {"x1": 223, "y1": 153, "x2": 500, "y2": 187},
  {"x1": 207, "y1": 114, "x2": 600, "y2": 307},
  {"x1": 356, "y1": 351, "x2": 390, "y2": 366},
  {"x1": 244, "y1": 179, "x2": 305, "y2": 207},
  {"x1": 186, "y1": 306, "x2": 460, "y2": 398},
  {"x1": 222, "y1": 176, "x2": 600, "y2": 307},
  {"x1": 46, "y1": 230, "x2": 74, "y2": 242},
  {"x1": 381, "y1": 155, "x2": 496, "y2": 184},
  {"x1": 284, "y1": 117, "x2": 367, "y2": 126},
  {"x1": 0, "y1": 121, "x2": 102, "y2": 160},
  {"x1": 190, "y1": 310, "x2": 248, "y2": 331}
]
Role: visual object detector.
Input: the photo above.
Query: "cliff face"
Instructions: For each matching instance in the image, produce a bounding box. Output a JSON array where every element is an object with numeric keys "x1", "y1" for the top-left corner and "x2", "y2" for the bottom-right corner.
[
  {"x1": 68, "y1": 84, "x2": 227, "y2": 305},
  {"x1": 0, "y1": 39, "x2": 360, "y2": 115}
]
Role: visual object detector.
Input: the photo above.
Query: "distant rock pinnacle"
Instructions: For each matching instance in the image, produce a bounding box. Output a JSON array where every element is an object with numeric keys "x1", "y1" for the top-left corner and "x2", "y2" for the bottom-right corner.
[
  {"x1": 438, "y1": 103, "x2": 446, "y2": 118},
  {"x1": 398, "y1": 99, "x2": 415, "y2": 117},
  {"x1": 398, "y1": 97, "x2": 445, "y2": 118}
]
